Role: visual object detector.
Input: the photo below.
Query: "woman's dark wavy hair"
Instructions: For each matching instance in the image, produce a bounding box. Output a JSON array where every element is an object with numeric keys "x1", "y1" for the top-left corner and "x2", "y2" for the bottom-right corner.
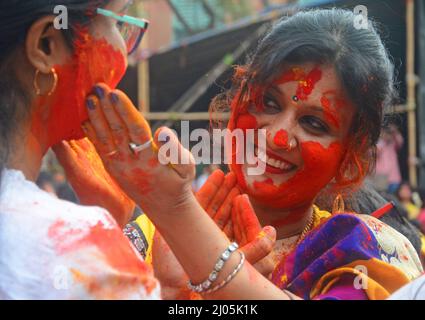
[
  {"x1": 212, "y1": 8, "x2": 397, "y2": 193},
  {"x1": 0, "y1": 0, "x2": 110, "y2": 184}
]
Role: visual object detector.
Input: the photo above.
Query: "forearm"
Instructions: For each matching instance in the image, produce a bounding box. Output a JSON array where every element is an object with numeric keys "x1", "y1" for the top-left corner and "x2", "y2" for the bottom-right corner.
[{"x1": 144, "y1": 193, "x2": 290, "y2": 300}]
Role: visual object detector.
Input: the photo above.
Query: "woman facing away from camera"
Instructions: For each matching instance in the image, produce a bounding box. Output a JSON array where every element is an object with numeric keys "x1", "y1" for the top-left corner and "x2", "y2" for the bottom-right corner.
[
  {"x1": 0, "y1": 0, "x2": 164, "y2": 299},
  {"x1": 0, "y1": 0, "x2": 274, "y2": 300},
  {"x1": 83, "y1": 9, "x2": 424, "y2": 300}
]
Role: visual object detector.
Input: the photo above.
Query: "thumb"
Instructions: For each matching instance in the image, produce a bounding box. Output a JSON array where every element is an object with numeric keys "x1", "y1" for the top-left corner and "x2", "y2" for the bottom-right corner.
[{"x1": 240, "y1": 226, "x2": 276, "y2": 265}]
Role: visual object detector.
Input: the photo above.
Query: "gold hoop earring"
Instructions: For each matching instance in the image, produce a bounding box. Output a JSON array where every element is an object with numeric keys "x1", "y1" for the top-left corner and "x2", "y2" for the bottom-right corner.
[
  {"x1": 332, "y1": 194, "x2": 345, "y2": 214},
  {"x1": 34, "y1": 68, "x2": 58, "y2": 96}
]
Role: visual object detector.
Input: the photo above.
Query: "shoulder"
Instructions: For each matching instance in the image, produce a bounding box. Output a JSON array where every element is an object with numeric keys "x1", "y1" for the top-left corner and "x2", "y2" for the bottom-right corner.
[
  {"x1": 272, "y1": 212, "x2": 423, "y2": 299},
  {"x1": 0, "y1": 169, "x2": 160, "y2": 300}
]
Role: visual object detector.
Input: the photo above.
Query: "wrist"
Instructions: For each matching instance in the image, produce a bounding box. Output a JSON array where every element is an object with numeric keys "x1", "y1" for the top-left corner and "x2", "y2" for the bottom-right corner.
[{"x1": 139, "y1": 186, "x2": 199, "y2": 227}]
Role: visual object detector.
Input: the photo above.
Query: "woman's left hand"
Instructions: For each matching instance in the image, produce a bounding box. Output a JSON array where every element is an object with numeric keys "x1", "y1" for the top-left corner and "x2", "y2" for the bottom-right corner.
[
  {"x1": 52, "y1": 138, "x2": 135, "y2": 227},
  {"x1": 83, "y1": 83, "x2": 196, "y2": 220}
]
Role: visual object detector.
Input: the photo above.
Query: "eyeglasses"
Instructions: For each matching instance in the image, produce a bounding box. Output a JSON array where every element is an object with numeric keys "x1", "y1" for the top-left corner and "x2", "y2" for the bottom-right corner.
[{"x1": 96, "y1": 8, "x2": 149, "y2": 55}]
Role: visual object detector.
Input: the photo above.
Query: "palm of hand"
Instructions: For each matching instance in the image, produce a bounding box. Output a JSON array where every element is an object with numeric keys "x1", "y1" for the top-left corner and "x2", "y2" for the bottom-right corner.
[{"x1": 53, "y1": 138, "x2": 135, "y2": 227}]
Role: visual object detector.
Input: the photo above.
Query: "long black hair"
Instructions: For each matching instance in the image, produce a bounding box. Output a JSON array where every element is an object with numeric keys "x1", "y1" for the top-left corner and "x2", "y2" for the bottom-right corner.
[{"x1": 0, "y1": 0, "x2": 110, "y2": 185}]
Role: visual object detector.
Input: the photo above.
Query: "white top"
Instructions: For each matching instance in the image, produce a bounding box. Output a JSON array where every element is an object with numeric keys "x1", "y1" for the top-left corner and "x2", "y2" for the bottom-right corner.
[
  {"x1": 0, "y1": 169, "x2": 160, "y2": 300},
  {"x1": 389, "y1": 275, "x2": 425, "y2": 300}
]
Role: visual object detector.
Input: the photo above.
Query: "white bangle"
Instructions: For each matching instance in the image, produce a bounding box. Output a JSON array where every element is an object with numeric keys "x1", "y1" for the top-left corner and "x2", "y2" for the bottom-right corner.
[{"x1": 188, "y1": 242, "x2": 239, "y2": 293}]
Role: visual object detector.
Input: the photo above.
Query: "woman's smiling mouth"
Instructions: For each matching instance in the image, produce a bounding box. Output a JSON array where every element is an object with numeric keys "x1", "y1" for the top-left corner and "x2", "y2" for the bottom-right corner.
[{"x1": 254, "y1": 145, "x2": 297, "y2": 174}]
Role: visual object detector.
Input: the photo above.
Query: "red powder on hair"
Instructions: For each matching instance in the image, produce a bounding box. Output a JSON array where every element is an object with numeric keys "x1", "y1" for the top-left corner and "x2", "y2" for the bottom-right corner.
[
  {"x1": 32, "y1": 31, "x2": 126, "y2": 148},
  {"x1": 273, "y1": 129, "x2": 289, "y2": 148}
]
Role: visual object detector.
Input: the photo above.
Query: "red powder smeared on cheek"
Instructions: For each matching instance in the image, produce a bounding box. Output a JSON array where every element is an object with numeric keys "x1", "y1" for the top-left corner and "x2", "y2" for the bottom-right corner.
[
  {"x1": 273, "y1": 129, "x2": 289, "y2": 148},
  {"x1": 251, "y1": 141, "x2": 343, "y2": 209},
  {"x1": 236, "y1": 113, "x2": 258, "y2": 131},
  {"x1": 33, "y1": 31, "x2": 127, "y2": 148}
]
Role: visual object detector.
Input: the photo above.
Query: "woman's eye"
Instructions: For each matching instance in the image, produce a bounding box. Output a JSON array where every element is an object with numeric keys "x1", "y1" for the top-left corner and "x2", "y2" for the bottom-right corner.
[
  {"x1": 262, "y1": 95, "x2": 281, "y2": 114},
  {"x1": 300, "y1": 115, "x2": 329, "y2": 134}
]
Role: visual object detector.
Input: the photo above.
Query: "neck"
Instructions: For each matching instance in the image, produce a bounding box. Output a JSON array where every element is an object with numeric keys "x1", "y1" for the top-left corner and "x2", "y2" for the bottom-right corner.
[
  {"x1": 249, "y1": 197, "x2": 313, "y2": 240},
  {"x1": 7, "y1": 109, "x2": 50, "y2": 182}
]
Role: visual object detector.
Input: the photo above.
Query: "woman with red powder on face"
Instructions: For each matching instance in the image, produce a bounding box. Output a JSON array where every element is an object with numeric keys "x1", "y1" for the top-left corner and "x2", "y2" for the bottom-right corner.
[
  {"x1": 0, "y1": 0, "x2": 162, "y2": 299},
  {"x1": 84, "y1": 9, "x2": 423, "y2": 300}
]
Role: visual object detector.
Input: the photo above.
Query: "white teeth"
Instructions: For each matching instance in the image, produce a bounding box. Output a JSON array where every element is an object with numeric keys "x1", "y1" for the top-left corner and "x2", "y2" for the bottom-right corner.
[{"x1": 254, "y1": 146, "x2": 294, "y2": 170}]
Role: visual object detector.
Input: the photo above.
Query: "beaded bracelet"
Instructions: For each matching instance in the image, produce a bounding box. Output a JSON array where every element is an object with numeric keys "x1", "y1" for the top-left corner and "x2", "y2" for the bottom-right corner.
[{"x1": 188, "y1": 242, "x2": 239, "y2": 293}]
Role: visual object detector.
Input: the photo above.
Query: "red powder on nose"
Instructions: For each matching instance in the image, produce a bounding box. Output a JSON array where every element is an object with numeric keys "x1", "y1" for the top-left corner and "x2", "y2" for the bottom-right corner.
[
  {"x1": 33, "y1": 31, "x2": 127, "y2": 148},
  {"x1": 273, "y1": 129, "x2": 289, "y2": 148}
]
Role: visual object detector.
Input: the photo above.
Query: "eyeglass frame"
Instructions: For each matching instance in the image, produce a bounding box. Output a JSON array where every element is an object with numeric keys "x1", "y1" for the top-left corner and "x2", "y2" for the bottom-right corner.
[{"x1": 96, "y1": 7, "x2": 149, "y2": 55}]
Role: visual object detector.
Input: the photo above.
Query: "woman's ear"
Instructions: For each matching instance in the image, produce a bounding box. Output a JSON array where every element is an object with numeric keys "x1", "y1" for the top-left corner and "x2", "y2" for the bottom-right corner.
[
  {"x1": 25, "y1": 15, "x2": 71, "y2": 73},
  {"x1": 335, "y1": 150, "x2": 365, "y2": 188}
]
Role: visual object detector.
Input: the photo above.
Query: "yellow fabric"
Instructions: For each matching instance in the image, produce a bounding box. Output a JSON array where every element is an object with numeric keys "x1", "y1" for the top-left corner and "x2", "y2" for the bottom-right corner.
[
  {"x1": 311, "y1": 258, "x2": 411, "y2": 300},
  {"x1": 135, "y1": 214, "x2": 156, "y2": 265},
  {"x1": 405, "y1": 202, "x2": 420, "y2": 220},
  {"x1": 421, "y1": 234, "x2": 425, "y2": 267}
]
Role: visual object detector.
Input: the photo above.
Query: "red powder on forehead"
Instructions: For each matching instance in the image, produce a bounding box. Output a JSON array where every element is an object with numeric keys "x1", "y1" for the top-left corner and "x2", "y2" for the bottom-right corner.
[
  {"x1": 32, "y1": 30, "x2": 126, "y2": 148},
  {"x1": 275, "y1": 67, "x2": 322, "y2": 101},
  {"x1": 273, "y1": 129, "x2": 289, "y2": 148},
  {"x1": 250, "y1": 141, "x2": 343, "y2": 209}
]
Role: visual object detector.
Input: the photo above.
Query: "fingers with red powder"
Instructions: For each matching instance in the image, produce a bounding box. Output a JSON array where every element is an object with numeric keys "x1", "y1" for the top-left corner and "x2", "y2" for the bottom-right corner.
[
  {"x1": 195, "y1": 170, "x2": 225, "y2": 212},
  {"x1": 212, "y1": 187, "x2": 240, "y2": 230},
  {"x1": 240, "y1": 226, "x2": 276, "y2": 265},
  {"x1": 232, "y1": 194, "x2": 262, "y2": 246},
  {"x1": 206, "y1": 172, "x2": 237, "y2": 216}
]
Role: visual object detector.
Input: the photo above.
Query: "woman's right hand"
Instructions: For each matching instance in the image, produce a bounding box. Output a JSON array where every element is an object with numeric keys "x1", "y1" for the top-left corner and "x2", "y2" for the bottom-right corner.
[{"x1": 196, "y1": 170, "x2": 276, "y2": 277}]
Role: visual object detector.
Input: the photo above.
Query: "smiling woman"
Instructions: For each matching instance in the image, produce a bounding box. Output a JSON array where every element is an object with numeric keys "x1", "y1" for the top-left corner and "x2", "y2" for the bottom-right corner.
[
  {"x1": 0, "y1": 0, "x2": 159, "y2": 299},
  {"x1": 81, "y1": 8, "x2": 423, "y2": 301}
]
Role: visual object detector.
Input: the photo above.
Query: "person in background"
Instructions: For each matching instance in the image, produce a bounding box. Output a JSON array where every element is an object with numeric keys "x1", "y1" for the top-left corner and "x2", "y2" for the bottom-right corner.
[
  {"x1": 375, "y1": 123, "x2": 404, "y2": 194},
  {"x1": 36, "y1": 171, "x2": 57, "y2": 197},
  {"x1": 396, "y1": 182, "x2": 421, "y2": 221}
]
